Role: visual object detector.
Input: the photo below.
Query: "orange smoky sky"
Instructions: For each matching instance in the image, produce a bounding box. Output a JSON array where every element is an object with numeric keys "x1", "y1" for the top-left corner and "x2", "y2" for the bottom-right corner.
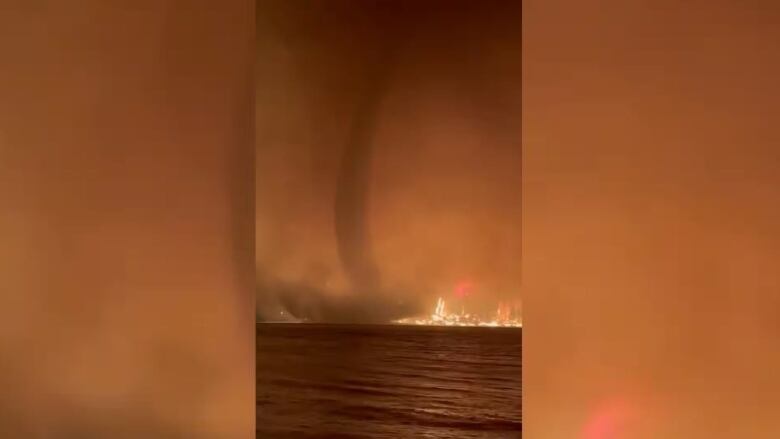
[
  {"x1": 256, "y1": 1, "x2": 522, "y2": 318},
  {"x1": 0, "y1": 1, "x2": 253, "y2": 437},
  {"x1": 524, "y1": 0, "x2": 780, "y2": 437}
]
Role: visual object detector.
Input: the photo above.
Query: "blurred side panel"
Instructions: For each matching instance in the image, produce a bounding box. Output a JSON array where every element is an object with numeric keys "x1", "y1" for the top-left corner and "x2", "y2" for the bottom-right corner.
[
  {"x1": 524, "y1": 0, "x2": 780, "y2": 437},
  {"x1": 0, "y1": 1, "x2": 254, "y2": 437}
]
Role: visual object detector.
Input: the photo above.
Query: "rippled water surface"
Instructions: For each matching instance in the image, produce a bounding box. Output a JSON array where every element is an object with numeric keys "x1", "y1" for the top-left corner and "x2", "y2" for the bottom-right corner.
[{"x1": 257, "y1": 323, "x2": 521, "y2": 438}]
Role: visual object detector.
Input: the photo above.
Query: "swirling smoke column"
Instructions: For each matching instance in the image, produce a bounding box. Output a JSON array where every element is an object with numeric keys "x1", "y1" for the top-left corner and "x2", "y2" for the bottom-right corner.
[
  {"x1": 258, "y1": 3, "x2": 426, "y2": 323},
  {"x1": 333, "y1": 61, "x2": 389, "y2": 295}
]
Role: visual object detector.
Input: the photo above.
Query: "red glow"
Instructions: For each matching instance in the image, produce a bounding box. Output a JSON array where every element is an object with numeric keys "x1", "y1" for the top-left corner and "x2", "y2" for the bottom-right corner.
[
  {"x1": 581, "y1": 397, "x2": 638, "y2": 439},
  {"x1": 454, "y1": 281, "x2": 473, "y2": 298}
]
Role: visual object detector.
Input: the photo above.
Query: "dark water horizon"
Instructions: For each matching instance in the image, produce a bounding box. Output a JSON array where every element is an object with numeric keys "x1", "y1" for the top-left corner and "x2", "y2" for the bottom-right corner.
[{"x1": 257, "y1": 323, "x2": 522, "y2": 438}]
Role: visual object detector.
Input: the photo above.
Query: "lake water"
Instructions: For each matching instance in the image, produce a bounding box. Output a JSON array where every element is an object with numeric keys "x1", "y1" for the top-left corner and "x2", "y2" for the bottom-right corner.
[{"x1": 257, "y1": 323, "x2": 522, "y2": 438}]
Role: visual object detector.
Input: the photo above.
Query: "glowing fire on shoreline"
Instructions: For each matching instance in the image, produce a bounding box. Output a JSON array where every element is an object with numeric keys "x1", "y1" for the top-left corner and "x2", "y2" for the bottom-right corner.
[{"x1": 393, "y1": 297, "x2": 522, "y2": 328}]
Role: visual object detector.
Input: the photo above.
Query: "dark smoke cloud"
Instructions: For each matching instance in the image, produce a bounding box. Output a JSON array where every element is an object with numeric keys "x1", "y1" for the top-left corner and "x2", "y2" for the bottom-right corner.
[{"x1": 257, "y1": 0, "x2": 522, "y2": 322}]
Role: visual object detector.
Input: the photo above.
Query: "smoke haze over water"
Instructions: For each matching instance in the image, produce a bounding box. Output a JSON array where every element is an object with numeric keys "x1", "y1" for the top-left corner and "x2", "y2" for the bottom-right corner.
[{"x1": 256, "y1": 0, "x2": 522, "y2": 322}]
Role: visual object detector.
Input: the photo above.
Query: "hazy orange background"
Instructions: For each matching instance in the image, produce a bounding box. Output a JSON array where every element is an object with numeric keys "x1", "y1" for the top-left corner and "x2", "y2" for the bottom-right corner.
[{"x1": 524, "y1": 1, "x2": 780, "y2": 437}]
